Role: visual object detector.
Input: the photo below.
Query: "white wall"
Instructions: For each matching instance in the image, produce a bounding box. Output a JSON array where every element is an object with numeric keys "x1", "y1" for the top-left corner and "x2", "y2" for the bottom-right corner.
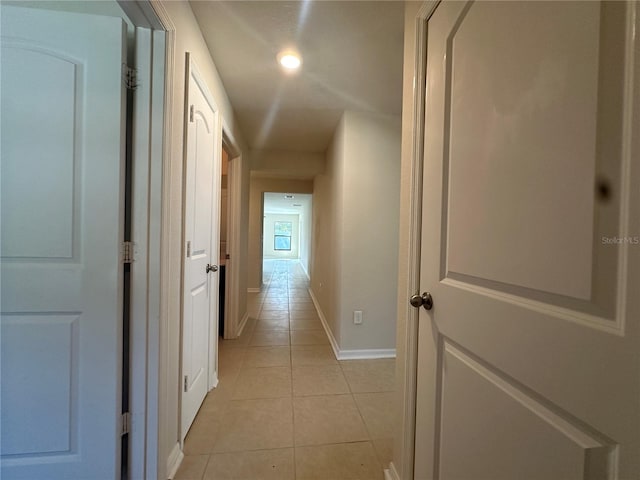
[
  {"x1": 158, "y1": 1, "x2": 249, "y2": 477},
  {"x1": 311, "y1": 110, "x2": 401, "y2": 353},
  {"x1": 263, "y1": 213, "x2": 300, "y2": 259}
]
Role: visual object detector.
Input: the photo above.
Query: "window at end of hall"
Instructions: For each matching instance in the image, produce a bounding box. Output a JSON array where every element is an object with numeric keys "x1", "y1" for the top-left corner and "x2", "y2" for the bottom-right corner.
[{"x1": 274, "y1": 221, "x2": 292, "y2": 251}]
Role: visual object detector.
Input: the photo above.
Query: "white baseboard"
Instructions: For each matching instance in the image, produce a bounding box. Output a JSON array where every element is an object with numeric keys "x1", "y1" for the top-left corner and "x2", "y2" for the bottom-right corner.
[
  {"x1": 208, "y1": 372, "x2": 219, "y2": 391},
  {"x1": 236, "y1": 311, "x2": 250, "y2": 336},
  {"x1": 308, "y1": 288, "x2": 396, "y2": 361},
  {"x1": 247, "y1": 287, "x2": 261, "y2": 293},
  {"x1": 308, "y1": 288, "x2": 341, "y2": 359},
  {"x1": 166, "y1": 442, "x2": 184, "y2": 480},
  {"x1": 339, "y1": 348, "x2": 396, "y2": 360},
  {"x1": 384, "y1": 462, "x2": 401, "y2": 480}
]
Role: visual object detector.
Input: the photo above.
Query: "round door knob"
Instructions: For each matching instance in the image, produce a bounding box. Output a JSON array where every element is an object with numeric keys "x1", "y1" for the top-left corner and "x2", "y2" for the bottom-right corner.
[
  {"x1": 206, "y1": 264, "x2": 218, "y2": 273},
  {"x1": 409, "y1": 292, "x2": 433, "y2": 311}
]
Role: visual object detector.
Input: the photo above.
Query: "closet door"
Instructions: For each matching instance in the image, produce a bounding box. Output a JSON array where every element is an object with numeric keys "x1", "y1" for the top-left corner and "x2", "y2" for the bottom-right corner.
[{"x1": 1, "y1": 6, "x2": 126, "y2": 479}]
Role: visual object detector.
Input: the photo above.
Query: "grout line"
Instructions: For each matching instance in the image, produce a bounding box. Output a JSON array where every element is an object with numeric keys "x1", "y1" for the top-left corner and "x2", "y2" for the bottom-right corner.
[
  {"x1": 227, "y1": 393, "x2": 294, "y2": 402},
  {"x1": 352, "y1": 390, "x2": 375, "y2": 443},
  {"x1": 284, "y1": 260, "x2": 308, "y2": 479},
  {"x1": 198, "y1": 454, "x2": 212, "y2": 480},
  {"x1": 295, "y1": 439, "x2": 376, "y2": 449},
  {"x1": 211, "y1": 444, "x2": 295, "y2": 455},
  {"x1": 350, "y1": 389, "x2": 385, "y2": 473},
  {"x1": 337, "y1": 360, "x2": 354, "y2": 394}
]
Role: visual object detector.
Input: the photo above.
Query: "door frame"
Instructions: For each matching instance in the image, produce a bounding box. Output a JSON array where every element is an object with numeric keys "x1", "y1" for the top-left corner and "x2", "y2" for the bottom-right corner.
[
  {"x1": 260, "y1": 192, "x2": 266, "y2": 285},
  {"x1": 221, "y1": 121, "x2": 245, "y2": 338},
  {"x1": 116, "y1": 1, "x2": 173, "y2": 479},
  {"x1": 389, "y1": 2, "x2": 439, "y2": 480}
]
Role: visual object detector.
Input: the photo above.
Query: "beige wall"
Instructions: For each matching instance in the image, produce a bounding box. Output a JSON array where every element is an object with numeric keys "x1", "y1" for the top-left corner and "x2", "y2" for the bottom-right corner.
[
  {"x1": 237, "y1": 154, "x2": 250, "y2": 315},
  {"x1": 233, "y1": 151, "x2": 250, "y2": 334},
  {"x1": 159, "y1": 1, "x2": 249, "y2": 476},
  {"x1": 340, "y1": 111, "x2": 401, "y2": 350},
  {"x1": 220, "y1": 148, "x2": 229, "y2": 254},
  {"x1": 311, "y1": 111, "x2": 401, "y2": 352},
  {"x1": 248, "y1": 177, "x2": 314, "y2": 289},
  {"x1": 299, "y1": 196, "x2": 313, "y2": 278},
  {"x1": 219, "y1": 148, "x2": 250, "y2": 335},
  {"x1": 251, "y1": 149, "x2": 325, "y2": 178},
  {"x1": 311, "y1": 116, "x2": 345, "y2": 341},
  {"x1": 392, "y1": 2, "x2": 422, "y2": 478}
]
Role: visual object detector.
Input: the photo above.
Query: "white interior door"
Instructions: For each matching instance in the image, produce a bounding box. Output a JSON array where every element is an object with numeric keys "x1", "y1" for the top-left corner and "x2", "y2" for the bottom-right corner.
[
  {"x1": 414, "y1": 1, "x2": 639, "y2": 479},
  {"x1": 182, "y1": 56, "x2": 221, "y2": 440},
  {"x1": 0, "y1": 5, "x2": 126, "y2": 479}
]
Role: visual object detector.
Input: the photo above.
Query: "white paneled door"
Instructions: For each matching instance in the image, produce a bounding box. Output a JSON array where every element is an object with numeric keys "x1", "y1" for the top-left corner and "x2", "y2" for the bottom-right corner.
[
  {"x1": 414, "y1": 1, "x2": 639, "y2": 479},
  {"x1": 0, "y1": 5, "x2": 126, "y2": 479},
  {"x1": 182, "y1": 56, "x2": 221, "y2": 440}
]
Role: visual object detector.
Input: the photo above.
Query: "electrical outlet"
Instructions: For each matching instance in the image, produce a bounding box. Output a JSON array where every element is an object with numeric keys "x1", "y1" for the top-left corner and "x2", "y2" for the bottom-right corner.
[{"x1": 353, "y1": 310, "x2": 363, "y2": 325}]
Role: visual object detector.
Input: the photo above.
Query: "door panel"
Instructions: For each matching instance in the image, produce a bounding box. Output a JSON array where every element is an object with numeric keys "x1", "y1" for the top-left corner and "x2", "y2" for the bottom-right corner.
[
  {"x1": 439, "y1": 341, "x2": 611, "y2": 479},
  {"x1": 415, "y1": 1, "x2": 639, "y2": 478},
  {"x1": 446, "y1": 1, "x2": 600, "y2": 300},
  {"x1": 0, "y1": 5, "x2": 126, "y2": 479},
  {"x1": 2, "y1": 316, "x2": 76, "y2": 456},
  {"x1": 182, "y1": 57, "x2": 221, "y2": 439},
  {"x1": 1, "y1": 48, "x2": 76, "y2": 258}
]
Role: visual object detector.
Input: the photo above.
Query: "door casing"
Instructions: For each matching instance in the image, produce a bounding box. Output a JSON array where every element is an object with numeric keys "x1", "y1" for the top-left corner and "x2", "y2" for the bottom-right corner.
[
  {"x1": 221, "y1": 123, "x2": 245, "y2": 339},
  {"x1": 116, "y1": 2, "x2": 171, "y2": 479},
  {"x1": 389, "y1": 2, "x2": 439, "y2": 479}
]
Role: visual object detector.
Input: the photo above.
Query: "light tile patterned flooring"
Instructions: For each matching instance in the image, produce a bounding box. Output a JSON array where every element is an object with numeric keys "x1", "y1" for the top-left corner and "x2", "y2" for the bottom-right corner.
[{"x1": 175, "y1": 260, "x2": 395, "y2": 480}]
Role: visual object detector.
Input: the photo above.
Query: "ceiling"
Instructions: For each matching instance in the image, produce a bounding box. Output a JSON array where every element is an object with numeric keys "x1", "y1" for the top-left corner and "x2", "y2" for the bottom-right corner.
[
  {"x1": 264, "y1": 192, "x2": 312, "y2": 215},
  {"x1": 190, "y1": 0, "x2": 405, "y2": 153}
]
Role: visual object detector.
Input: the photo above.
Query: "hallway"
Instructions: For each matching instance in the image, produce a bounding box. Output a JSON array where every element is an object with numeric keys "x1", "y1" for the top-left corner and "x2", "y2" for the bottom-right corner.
[{"x1": 175, "y1": 260, "x2": 395, "y2": 479}]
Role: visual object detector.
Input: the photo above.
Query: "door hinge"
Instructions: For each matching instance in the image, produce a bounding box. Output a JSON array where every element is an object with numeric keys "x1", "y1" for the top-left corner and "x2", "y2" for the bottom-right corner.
[
  {"x1": 184, "y1": 375, "x2": 189, "y2": 392},
  {"x1": 186, "y1": 241, "x2": 191, "y2": 258},
  {"x1": 121, "y1": 412, "x2": 131, "y2": 436},
  {"x1": 122, "y1": 64, "x2": 138, "y2": 90},
  {"x1": 122, "y1": 241, "x2": 134, "y2": 264},
  {"x1": 189, "y1": 104, "x2": 194, "y2": 123}
]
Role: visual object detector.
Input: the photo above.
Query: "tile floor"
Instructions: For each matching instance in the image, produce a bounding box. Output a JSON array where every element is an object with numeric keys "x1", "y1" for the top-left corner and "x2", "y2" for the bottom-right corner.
[{"x1": 175, "y1": 259, "x2": 395, "y2": 480}]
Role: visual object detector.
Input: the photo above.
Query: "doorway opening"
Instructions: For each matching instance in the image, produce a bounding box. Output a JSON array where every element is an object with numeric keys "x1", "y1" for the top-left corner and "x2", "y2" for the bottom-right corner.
[
  {"x1": 219, "y1": 130, "x2": 243, "y2": 340},
  {"x1": 218, "y1": 146, "x2": 231, "y2": 336},
  {"x1": 262, "y1": 192, "x2": 313, "y2": 282}
]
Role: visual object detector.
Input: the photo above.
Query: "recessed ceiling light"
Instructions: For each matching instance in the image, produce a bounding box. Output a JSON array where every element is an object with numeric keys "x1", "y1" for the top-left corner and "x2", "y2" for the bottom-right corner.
[{"x1": 277, "y1": 50, "x2": 301, "y2": 71}]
